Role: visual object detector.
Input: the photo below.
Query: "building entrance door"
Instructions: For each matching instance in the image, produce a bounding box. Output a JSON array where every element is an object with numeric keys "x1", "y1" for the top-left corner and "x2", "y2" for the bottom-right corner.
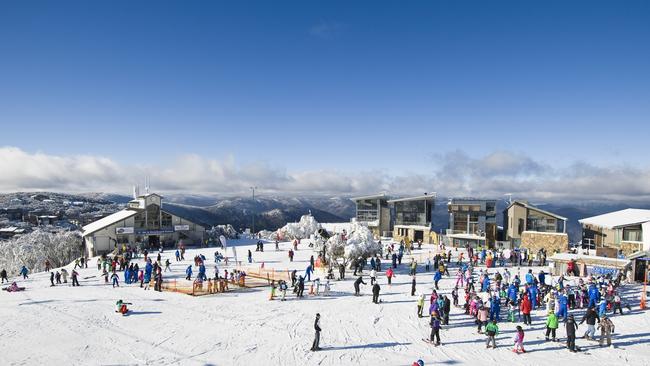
[
  {"x1": 414, "y1": 230, "x2": 424, "y2": 241},
  {"x1": 148, "y1": 235, "x2": 160, "y2": 249}
]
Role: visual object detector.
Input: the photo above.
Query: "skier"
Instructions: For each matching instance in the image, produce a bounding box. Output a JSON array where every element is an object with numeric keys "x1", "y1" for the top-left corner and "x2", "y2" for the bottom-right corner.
[
  {"x1": 477, "y1": 306, "x2": 489, "y2": 333},
  {"x1": 386, "y1": 267, "x2": 394, "y2": 285},
  {"x1": 489, "y1": 295, "x2": 501, "y2": 322},
  {"x1": 71, "y1": 269, "x2": 80, "y2": 286},
  {"x1": 164, "y1": 259, "x2": 171, "y2": 272},
  {"x1": 49, "y1": 272, "x2": 55, "y2": 286},
  {"x1": 580, "y1": 306, "x2": 600, "y2": 340},
  {"x1": 0, "y1": 268, "x2": 7, "y2": 283},
  {"x1": 513, "y1": 325, "x2": 526, "y2": 353},
  {"x1": 339, "y1": 263, "x2": 346, "y2": 280},
  {"x1": 55, "y1": 271, "x2": 61, "y2": 284},
  {"x1": 311, "y1": 313, "x2": 322, "y2": 351},
  {"x1": 19, "y1": 266, "x2": 29, "y2": 279},
  {"x1": 60, "y1": 268, "x2": 68, "y2": 283},
  {"x1": 279, "y1": 280, "x2": 288, "y2": 301},
  {"x1": 546, "y1": 311, "x2": 559, "y2": 341},
  {"x1": 417, "y1": 294, "x2": 425, "y2": 317},
  {"x1": 411, "y1": 275, "x2": 417, "y2": 296},
  {"x1": 115, "y1": 299, "x2": 132, "y2": 315},
  {"x1": 370, "y1": 268, "x2": 377, "y2": 285},
  {"x1": 185, "y1": 265, "x2": 193, "y2": 280},
  {"x1": 433, "y1": 269, "x2": 442, "y2": 290},
  {"x1": 175, "y1": 249, "x2": 181, "y2": 261},
  {"x1": 429, "y1": 312, "x2": 442, "y2": 345},
  {"x1": 598, "y1": 315, "x2": 615, "y2": 347},
  {"x1": 297, "y1": 276, "x2": 305, "y2": 298},
  {"x1": 566, "y1": 314, "x2": 579, "y2": 352},
  {"x1": 372, "y1": 282, "x2": 381, "y2": 304},
  {"x1": 354, "y1": 276, "x2": 366, "y2": 296},
  {"x1": 111, "y1": 271, "x2": 119, "y2": 287},
  {"x1": 451, "y1": 287, "x2": 459, "y2": 307},
  {"x1": 485, "y1": 320, "x2": 499, "y2": 348}
]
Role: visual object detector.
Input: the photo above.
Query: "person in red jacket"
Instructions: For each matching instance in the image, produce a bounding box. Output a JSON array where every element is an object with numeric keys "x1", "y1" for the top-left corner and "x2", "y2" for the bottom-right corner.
[
  {"x1": 520, "y1": 295, "x2": 532, "y2": 325},
  {"x1": 386, "y1": 267, "x2": 394, "y2": 285}
]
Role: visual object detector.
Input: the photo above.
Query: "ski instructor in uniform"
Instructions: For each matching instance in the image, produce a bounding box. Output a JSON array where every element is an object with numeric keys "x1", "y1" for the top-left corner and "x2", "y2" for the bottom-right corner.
[{"x1": 311, "y1": 313, "x2": 322, "y2": 351}]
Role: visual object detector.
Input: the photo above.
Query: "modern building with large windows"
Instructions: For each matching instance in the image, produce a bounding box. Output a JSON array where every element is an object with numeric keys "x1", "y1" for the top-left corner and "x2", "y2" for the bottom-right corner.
[
  {"x1": 82, "y1": 193, "x2": 206, "y2": 256},
  {"x1": 579, "y1": 208, "x2": 650, "y2": 256},
  {"x1": 350, "y1": 193, "x2": 392, "y2": 238},
  {"x1": 388, "y1": 193, "x2": 436, "y2": 244},
  {"x1": 503, "y1": 200, "x2": 568, "y2": 252},
  {"x1": 447, "y1": 198, "x2": 497, "y2": 248}
]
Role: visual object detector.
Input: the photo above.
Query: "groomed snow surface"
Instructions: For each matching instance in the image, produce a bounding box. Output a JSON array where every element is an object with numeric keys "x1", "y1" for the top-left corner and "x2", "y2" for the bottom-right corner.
[{"x1": 1, "y1": 240, "x2": 648, "y2": 366}]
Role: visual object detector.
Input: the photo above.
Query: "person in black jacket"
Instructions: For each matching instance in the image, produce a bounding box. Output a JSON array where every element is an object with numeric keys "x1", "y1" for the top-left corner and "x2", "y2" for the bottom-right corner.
[
  {"x1": 0, "y1": 268, "x2": 7, "y2": 283},
  {"x1": 311, "y1": 313, "x2": 322, "y2": 351},
  {"x1": 372, "y1": 282, "x2": 381, "y2": 304},
  {"x1": 297, "y1": 276, "x2": 305, "y2": 298},
  {"x1": 580, "y1": 306, "x2": 600, "y2": 340},
  {"x1": 566, "y1": 314, "x2": 578, "y2": 352},
  {"x1": 354, "y1": 276, "x2": 366, "y2": 296},
  {"x1": 442, "y1": 295, "x2": 451, "y2": 325},
  {"x1": 411, "y1": 275, "x2": 417, "y2": 296}
]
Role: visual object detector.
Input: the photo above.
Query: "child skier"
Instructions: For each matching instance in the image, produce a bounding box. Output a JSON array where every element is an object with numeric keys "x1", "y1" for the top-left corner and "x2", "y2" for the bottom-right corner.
[
  {"x1": 485, "y1": 320, "x2": 499, "y2": 348},
  {"x1": 546, "y1": 311, "x2": 559, "y2": 341},
  {"x1": 115, "y1": 299, "x2": 132, "y2": 315},
  {"x1": 513, "y1": 325, "x2": 525, "y2": 353},
  {"x1": 429, "y1": 312, "x2": 442, "y2": 346}
]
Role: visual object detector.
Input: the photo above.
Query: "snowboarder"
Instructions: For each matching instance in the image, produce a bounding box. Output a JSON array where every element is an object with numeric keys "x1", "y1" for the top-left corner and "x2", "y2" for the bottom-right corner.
[
  {"x1": 354, "y1": 276, "x2": 366, "y2": 296},
  {"x1": 311, "y1": 313, "x2": 322, "y2": 351}
]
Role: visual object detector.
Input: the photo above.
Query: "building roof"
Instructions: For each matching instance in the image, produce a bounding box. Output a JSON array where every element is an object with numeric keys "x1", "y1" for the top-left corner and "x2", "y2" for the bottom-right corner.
[
  {"x1": 578, "y1": 208, "x2": 650, "y2": 229},
  {"x1": 388, "y1": 193, "x2": 436, "y2": 203},
  {"x1": 507, "y1": 201, "x2": 567, "y2": 221},
  {"x1": 82, "y1": 209, "x2": 139, "y2": 236},
  {"x1": 350, "y1": 193, "x2": 388, "y2": 201}
]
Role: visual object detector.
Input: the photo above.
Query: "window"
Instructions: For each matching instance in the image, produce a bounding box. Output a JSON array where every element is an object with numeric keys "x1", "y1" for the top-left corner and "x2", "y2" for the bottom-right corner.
[{"x1": 623, "y1": 226, "x2": 642, "y2": 242}]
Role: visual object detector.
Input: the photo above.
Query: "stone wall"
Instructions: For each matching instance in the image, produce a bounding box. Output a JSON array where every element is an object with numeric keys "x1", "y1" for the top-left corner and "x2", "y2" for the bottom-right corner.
[
  {"x1": 521, "y1": 231, "x2": 569, "y2": 253},
  {"x1": 620, "y1": 241, "x2": 643, "y2": 256}
]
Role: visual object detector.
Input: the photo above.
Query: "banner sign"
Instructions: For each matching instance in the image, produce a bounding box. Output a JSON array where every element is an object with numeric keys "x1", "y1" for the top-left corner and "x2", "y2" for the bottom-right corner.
[
  {"x1": 135, "y1": 229, "x2": 174, "y2": 235},
  {"x1": 116, "y1": 227, "x2": 134, "y2": 235},
  {"x1": 174, "y1": 225, "x2": 190, "y2": 231},
  {"x1": 590, "y1": 266, "x2": 618, "y2": 276}
]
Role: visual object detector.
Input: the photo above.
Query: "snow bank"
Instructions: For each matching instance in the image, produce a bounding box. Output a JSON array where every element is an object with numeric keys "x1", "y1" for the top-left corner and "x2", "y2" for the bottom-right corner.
[
  {"x1": 0, "y1": 229, "x2": 83, "y2": 274},
  {"x1": 278, "y1": 214, "x2": 321, "y2": 240},
  {"x1": 206, "y1": 224, "x2": 239, "y2": 240}
]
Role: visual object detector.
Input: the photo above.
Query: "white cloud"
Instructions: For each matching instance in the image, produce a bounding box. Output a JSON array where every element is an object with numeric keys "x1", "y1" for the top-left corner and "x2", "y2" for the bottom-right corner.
[{"x1": 0, "y1": 146, "x2": 648, "y2": 202}]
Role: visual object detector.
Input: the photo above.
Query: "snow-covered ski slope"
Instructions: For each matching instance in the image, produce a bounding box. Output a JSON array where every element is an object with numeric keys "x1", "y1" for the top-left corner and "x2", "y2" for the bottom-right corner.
[{"x1": 1, "y1": 239, "x2": 648, "y2": 366}]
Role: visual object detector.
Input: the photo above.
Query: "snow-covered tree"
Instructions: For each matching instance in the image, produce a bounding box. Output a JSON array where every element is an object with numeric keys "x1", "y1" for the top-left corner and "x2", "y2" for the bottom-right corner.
[
  {"x1": 325, "y1": 222, "x2": 382, "y2": 267},
  {"x1": 0, "y1": 229, "x2": 83, "y2": 275},
  {"x1": 277, "y1": 214, "x2": 321, "y2": 240}
]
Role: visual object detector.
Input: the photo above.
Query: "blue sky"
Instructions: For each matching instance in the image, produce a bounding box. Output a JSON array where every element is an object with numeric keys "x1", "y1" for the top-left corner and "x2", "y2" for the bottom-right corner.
[{"x1": 0, "y1": 1, "x2": 649, "y2": 197}]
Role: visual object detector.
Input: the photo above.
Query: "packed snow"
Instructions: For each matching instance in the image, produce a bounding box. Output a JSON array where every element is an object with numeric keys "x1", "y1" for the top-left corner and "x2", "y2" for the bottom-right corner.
[{"x1": 1, "y1": 238, "x2": 648, "y2": 366}]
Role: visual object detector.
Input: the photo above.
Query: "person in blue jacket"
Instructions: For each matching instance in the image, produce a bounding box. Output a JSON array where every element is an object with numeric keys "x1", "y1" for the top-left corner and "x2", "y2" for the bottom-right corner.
[
  {"x1": 528, "y1": 284, "x2": 539, "y2": 309},
  {"x1": 588, "y1": 283, "x2": 600, "y2": 308},
  {"x1": 198, "y1": 263, "x2": 206, "y2": 281},
  {"x1": 507, "y1": 283, "x2": 518, "y2": 304},
  {"x1": 19, "y1": 266, "x2": 29, "y2": 279},
  {"x1": 433, "y1": 270, "x2": 442, "y2": 290},
  {"x1": 538, "y1": 270, "x2": 546, "y2": 286},
  {"x1": 489, "y1": 295, "x2": 501, "y2": 321},
  {"x1": 556, "y1": 292, "x2": 569, "y2": 322},
  {"x1": 305, "y1": 264, "x2": 313, "y2": 282},
  {"x1": 482, "y1": 275, "x2": 490, "y2": 292},
  {"x1": 598, "y1": 299, "x2": 608, "y2": 318},
  {"x1": 185, "y1": 265, "x2": 193, "y2": 280},
  {"x1": 525, "y1": 269, "x2": 534, "y2": 285},
  {"x1": 124, "y1": 267, "x2": 131, "y2": 284}
]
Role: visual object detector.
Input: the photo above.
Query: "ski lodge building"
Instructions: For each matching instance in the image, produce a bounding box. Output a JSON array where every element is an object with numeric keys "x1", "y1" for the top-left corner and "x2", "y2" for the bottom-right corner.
[{"x1": 82, "y1": 193, "x2": 206, "y2": 256}]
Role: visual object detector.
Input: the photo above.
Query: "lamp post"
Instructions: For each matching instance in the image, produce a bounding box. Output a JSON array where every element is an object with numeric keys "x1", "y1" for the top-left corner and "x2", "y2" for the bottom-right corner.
[{"x1": 250, "y1": 186, "x2": 257, "y2": 236}]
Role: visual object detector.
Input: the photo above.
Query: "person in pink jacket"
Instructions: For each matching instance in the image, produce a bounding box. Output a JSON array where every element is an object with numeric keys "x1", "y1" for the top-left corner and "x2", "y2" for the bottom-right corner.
[
  {"x1": 477, "y1": 306, "x2": 489, "y2": 333},
  {"x1": 513, "y1": 325, "x2": 526, "y2": 353}
]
